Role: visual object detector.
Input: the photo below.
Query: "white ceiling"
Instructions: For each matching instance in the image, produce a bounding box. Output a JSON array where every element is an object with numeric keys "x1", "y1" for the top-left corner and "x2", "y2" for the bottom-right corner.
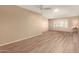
[{"x1": 18, "y1": 5, "x2": 79, "y2": 19}]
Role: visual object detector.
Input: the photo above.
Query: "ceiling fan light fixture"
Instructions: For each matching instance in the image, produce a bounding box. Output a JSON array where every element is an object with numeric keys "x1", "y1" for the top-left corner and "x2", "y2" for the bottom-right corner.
[{"x1": 54, "y1": 8, "x2": 59, "y2": 12}]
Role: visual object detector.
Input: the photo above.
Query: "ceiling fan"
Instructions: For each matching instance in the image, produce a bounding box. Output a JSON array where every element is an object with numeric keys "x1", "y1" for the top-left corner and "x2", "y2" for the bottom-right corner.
[
  {"x1": 40, "y1": 5, "x2": 52, "y2": 10},
  {"x1": 40, "y1": 5, "x2": 52, "y2": 15}
]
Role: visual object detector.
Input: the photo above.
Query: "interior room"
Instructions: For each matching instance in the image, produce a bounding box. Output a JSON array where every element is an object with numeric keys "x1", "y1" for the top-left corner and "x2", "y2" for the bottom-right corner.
[{"x1": 0, "y1": 5, "x2": 79, "y2": 53}]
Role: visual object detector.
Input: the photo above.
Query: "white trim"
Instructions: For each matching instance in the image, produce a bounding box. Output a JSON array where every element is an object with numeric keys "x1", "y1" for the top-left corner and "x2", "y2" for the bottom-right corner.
[{"x1": 0, "y1": 33, "x2": 42, "y2": 47}]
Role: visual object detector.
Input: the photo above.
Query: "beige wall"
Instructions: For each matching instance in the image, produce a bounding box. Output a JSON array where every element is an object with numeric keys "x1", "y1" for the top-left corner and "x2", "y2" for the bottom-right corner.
[
  {"x1": 49, "y1": 16, "x2": 79, "y2": 32},
  {"x1": 0, "y1": 6, "x2": 48, "y2": 45}
]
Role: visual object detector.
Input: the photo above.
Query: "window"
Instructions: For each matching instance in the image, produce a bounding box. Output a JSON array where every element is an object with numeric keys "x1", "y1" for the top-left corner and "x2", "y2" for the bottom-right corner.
[{"x1": 53, "y1": 19, "x2": 68, "y2": 28}]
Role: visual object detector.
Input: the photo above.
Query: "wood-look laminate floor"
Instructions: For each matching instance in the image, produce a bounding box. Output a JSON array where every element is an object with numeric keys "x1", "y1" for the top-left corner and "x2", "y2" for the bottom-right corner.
[{"x1": 0, "y1": 30, "x2": 79, "y2": 53}]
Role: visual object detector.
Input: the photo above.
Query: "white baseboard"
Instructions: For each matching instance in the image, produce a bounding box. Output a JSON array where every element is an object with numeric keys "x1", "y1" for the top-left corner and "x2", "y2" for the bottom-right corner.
[
  {"x1": 49, "y1": 29, "x2": 73, "y2": 32},
  {"x1": 0, "y1": 33, "x2": 42, "y2": 47}
]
